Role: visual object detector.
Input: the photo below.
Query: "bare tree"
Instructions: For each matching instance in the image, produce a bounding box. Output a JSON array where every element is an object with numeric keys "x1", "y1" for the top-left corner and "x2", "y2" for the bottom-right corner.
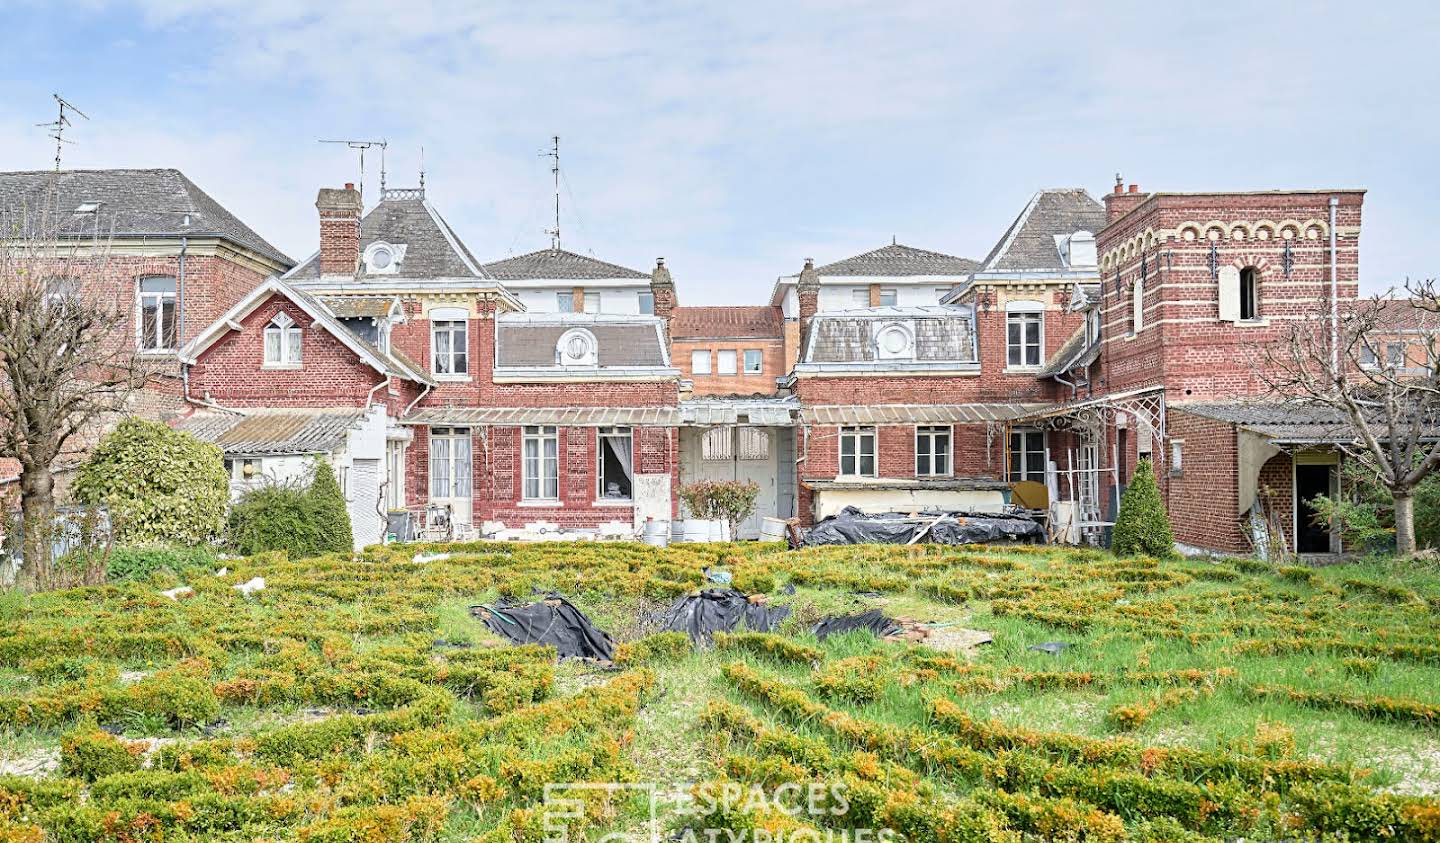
[
  {"x1": 0, "y1": 195, "x2": 149, "y2": 588},
  {"x1": 1263, "y1": 282, "x2": 1440, "y2": 555}
]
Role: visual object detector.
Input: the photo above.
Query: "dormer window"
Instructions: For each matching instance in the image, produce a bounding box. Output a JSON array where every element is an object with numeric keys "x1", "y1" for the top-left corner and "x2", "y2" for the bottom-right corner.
[
  {"x1": 874, "y1": 322, "x2": 915, "y2": 360},
  {"x1": 362, "y1": 242, "x2": 406, "y2": 275},
  {"x1": 263, "y1": 312, "x2": 302, "y2": 367},
  {"x1": 556, "y1": 328, "x2": 598, "y2": 367},
  {"x1": 1058, "y1": 231, "x2": 1097, "y2": 268}
]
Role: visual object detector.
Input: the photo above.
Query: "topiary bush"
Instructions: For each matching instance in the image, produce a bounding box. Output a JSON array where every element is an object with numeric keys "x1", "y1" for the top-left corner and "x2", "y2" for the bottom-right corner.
[
  {"x1": 73, "y1": 417, "x2": 228, "y2": 546},
  {"x1": 307, "y1": 458, "x2": 353, "y2": 554},
  {"x1": 1111, "y1": 458, "x2": 1175, "y2": 558},
  {"x1": 59, "y1": 727, "x2": 144, "y2": 781},
  {"x1": 106, "y1": 545, "x2": 216, "y2": 582}
]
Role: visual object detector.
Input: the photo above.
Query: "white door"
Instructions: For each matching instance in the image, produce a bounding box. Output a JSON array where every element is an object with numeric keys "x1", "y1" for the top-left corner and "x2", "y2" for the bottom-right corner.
[
  {"x1": 682, "y1": 426, "x2": 777, "y2": 539},
  {"x1": 350, "y1": 458, "x2": 383, "y2": 549},
  {"x1": 429, "y1": 428, "x2": 473, "y2": 526},
  {"x1": 386, "y1": 440, "x2": 406, "y2": 510}
]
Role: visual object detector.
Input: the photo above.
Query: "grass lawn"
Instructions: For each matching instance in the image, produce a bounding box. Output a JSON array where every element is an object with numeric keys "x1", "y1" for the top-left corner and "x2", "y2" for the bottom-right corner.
[{"x1": 0, "y1": 541, "x2": 1438, "y2": 840}]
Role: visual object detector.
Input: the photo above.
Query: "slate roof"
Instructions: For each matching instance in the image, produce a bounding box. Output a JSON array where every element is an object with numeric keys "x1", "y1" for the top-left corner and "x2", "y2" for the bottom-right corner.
[
  {"x1": 671, "y1": 306, "x2": 783, "y2": 339},
  {"x1": 804, "y1": 307, "x2": 976, "y2": 365},
  {"x1": 481, "y1": 248, "x2": 649, "y2": 281},
  {"x1": 979, "y1": 189, "x2": 1106, "y2": 272},
  {"x1": 179, "y1": 409, "x2": 365, "y2": 456},
  {"x1": 0, "y1": 168, "x2": 291, "y2": 265},
  {"x1": 494, "y1": 314, "x2": 671, "y2": 370},
  {"x1": 285, "y1": 190, "x2": 485, "y2": 281},
  {"x1": 1037, "y1": 325, "x2": 1100, "y2": 378},
  {"x1": 1173, "y1": 402, "x2": 1364, "y2": 444},
  {"x1": 318, "y1": 296, "x2": 398, "y2": 319},
  {"x1": 816, "y1": 243, "x2": 980, "y2": 277}
]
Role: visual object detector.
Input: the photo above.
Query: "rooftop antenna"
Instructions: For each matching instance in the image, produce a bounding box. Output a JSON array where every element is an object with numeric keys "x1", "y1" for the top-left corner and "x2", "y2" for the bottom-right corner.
[
  {"x1": 418, "y1": 145, "x2": 426, "y2": 192},
  {"x1": 37, "y1": 94, "x2": 88, "y2": 172},
  {"x1": 319, "y1": 138, "x2": 387, "y2": 203},
  {"x1": 541, "y1": 135, "x2": 560, "y2": 251}
]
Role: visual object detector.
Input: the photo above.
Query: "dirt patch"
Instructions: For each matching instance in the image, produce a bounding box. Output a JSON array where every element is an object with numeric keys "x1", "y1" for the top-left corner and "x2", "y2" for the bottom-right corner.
[
  {"x1": 0, "y1": 749, "x2": 57, "y2": 778},
  {"x1": 922, "y1": 626, "x2": 995, "y2": 655}
]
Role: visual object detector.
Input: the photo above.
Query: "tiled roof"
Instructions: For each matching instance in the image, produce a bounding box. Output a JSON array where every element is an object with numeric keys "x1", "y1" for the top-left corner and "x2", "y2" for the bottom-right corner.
[
  {"x1": 816, "y1": 243, "x2": 979, "y2": 277},
  {"x1": 979, "y1": 189, "x2": 1105, "y2": 272},
  {"x1": 0, "y1": 168, "x2": 291, "y2": 265},
  {"x1": 481, "y1": 248, "x2": 649, "y2": 281},
  {"x1": 285, "y1": 190, "x2": 485, "y2": 281},
  {"x1": 1037, "y1": 325, "x2": 1099, "y2": 378},
  {"x1": 671, "y1": 306, "x2": 782, "y2": 339},
  {"x1": 1369, "y1": 298, "x2": 1440, "y2": 332},
  {"x1": 179, "y1": 409, "x2": 365, "y2": 456}
]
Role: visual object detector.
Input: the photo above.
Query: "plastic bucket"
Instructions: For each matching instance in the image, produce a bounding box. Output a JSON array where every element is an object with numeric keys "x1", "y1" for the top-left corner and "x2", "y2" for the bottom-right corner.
[{"x1": 759, "y1": 517, "x2": 788, "y2": 542}]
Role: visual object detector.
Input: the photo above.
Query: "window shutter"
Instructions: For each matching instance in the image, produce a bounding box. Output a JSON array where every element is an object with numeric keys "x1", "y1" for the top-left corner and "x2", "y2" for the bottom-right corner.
[{"x1": 1217, "y1": 266, "x2": 1240, "y2": 322}]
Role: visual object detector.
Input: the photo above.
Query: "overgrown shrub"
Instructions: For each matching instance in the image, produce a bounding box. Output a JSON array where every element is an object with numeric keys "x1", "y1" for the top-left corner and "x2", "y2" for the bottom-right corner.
[
  {"x1": 1111, "y1": 459, "x2": 1174, "y2": 558},
  {"x1": 1309, "y1": 460, "x2": 1440, "y2": 552},
  {"x1": 59, "y1": 727, "x2": 144, "y2": 781},
  {"x1": 72, "y1": 417, "x2": 228, "y2": 546},
  {"x1": 228, "y1": 459, "x2": 352, "y2": 555},
  {"x1": 106, "y1": 545, "x2": 215, "y2": 582},
  {"x1": 678, "y1": 479, "x2": 761, "y2": 538}
]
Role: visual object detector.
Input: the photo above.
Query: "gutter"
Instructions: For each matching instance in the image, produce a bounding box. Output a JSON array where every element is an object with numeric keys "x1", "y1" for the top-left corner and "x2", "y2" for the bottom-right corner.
[
  {"x1": 365, "y1": 376, "x2": 390, "y2": 409},
  {"x1": 402, "y1": 382, "x2": 432, "y2": 417}
]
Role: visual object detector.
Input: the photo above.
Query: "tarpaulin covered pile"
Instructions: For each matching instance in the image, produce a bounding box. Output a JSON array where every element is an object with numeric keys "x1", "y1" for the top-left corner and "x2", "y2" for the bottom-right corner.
[
  {"x1": 813, "y1": 609, "x2": 903, "y2": 641},
  {"x1": 800, "y1": 507, "x2": 1043, "y2": 547},
  {"x1": 661, "y1": 588, "x2": 792, "y2": 643},
  {"x1": 471, "y1": 593, "x2": 615, "y2": 660}
]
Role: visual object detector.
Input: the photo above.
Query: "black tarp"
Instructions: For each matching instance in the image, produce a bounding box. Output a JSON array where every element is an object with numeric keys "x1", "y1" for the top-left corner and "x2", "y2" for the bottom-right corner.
[
  {"x1": 813, "y1": 609, "x2": 904, "y2": 641},
  {"x1": 471, "y1": 593, "x2": 615, "y2": 660},
  {"x1": 800, "y1": 507, "x2": 1044, "y2": 547},
  {"x1": 661, "y1": 588, "x2": 792, "y2": 643}
]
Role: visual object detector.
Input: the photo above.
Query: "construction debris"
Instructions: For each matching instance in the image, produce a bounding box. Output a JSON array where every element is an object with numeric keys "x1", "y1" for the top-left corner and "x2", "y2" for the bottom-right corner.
[
  {"x1": 800, "y1": 507, "x2": 1043, "y2": 547},
  {"x1": 471, "y1": 593, "x2": 615, "y2": 661}
]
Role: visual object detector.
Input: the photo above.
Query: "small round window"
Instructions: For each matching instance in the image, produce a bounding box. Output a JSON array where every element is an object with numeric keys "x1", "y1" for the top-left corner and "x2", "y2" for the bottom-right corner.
[
  {"x1": 880, "y1": 328, "x2": 909, "y2": 354},
  {"x1": 368, "y1": 246, "x2": 393, "y2": 270},
  {"x1": 565, "y1": 335, "x2": 590, "y2": 359}
]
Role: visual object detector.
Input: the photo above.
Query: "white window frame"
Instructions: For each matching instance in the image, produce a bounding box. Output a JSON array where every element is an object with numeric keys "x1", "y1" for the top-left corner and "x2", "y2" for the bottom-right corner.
[
  {"x1": 262, "y1": 312, "x2": 302, "y2": 368},
  {"x1": 1239, "y1": 267, "x2": 1260, "y2": 321},
  {"x1": 638, "y1": 291, "x2": 655, "y2": 315},
  {"x1": 877, "y1": 287, "x2": 898, "y2": 307},
  {"x1": 717, "y1": 349, "x2": 738, "y2": 375},
  {"x1": 915, "y1": 425, "x2": 952, "y2": 477},
  {"x1": 851, "y1": 289, "x2": 870, "y2": 307},
  {"x1": 522, "y1": 425, "x2": 559, "y2": 501},
  {"x1": 137, "y1": 276, "x2": 177, "y2": 352},
  {"x1": 430, "y1": 307, "x2": 469, "y2": 378},
  {"x1": 596, "y1": 426, "x2": 634, "y2": 502},
  {"x1": 1132, "y1": 278, "x2": 1145, "y2": 335},
  {"x1": 839, "y1": 426, "x2": 877, "y2": 478},
  {"x1": 429, "y1": 428, "x2": 473, "y2": 499},
  {"x1": 743, "y1": 349, "x2": 763, "y2": 374},
  {"x1": 1005, "y1": 301, "x2": 1043, "y2": 369},
  {"x1": 691, "y1": 349, "x2": 712, "y2": 375},
  {"x1": 556, "y1": 291, "x2": 576, "y2": 313},
  {"x1": 1169, "y1": 438, "x2": 1184, "y2": 477},
  {"x1": 1008, "y1": 428, "x2": 1046, "y2": 483},
  {"x1": 386, "y1": 440, "x2": 407, "y2": 509},
  {"x1": 556, "y1": 327, "x2": 598, "y2": 367},
  {"x1": 583, "y1": 291, "x2": 600, "y2": 313}
]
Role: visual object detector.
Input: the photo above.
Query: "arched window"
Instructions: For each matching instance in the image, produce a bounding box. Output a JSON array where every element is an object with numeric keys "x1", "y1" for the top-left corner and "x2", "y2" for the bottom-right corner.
[
  {"x1": 1239, "y1": 267, "x2": 1260, "y2": 321},
  {"x1": 263, "y1": 312, "x2": 302, "y2": 366}
]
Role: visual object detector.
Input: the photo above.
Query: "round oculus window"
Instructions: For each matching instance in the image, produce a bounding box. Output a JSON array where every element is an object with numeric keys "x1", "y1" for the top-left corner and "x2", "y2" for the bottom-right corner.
[
  {"x1": 565, "y1": 335, "x2": 591, "y2": 360},
  {"x1": 879, "y1": 327, "x2": 910, "y2": 355},
  {"x1": 368, "y1": 246, "x2": 393, "y2": 270}
]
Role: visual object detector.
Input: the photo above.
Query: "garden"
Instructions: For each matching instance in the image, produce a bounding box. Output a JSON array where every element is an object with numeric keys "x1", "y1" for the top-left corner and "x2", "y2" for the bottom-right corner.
[{"x1": 0, "y1": 538, "x2": 1437, "y2": 841}]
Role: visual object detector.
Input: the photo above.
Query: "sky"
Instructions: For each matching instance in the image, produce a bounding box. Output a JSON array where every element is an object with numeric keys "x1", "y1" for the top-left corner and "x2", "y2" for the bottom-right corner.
[{"x1": 1, "y1": 1, "x2": 1436, "y2": 303}]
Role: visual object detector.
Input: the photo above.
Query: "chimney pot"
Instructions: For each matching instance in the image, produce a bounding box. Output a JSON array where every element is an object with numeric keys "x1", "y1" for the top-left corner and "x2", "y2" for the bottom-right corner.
[
  {"x1": 344, "y1": 182, "x2": 354, "y2": 190},
  {"x1": 1128, "y1": 184, "x2": 1139, "y2": 194},
  {"x1": 656, "y1": 257, "x2": 665, "y2": 268}
]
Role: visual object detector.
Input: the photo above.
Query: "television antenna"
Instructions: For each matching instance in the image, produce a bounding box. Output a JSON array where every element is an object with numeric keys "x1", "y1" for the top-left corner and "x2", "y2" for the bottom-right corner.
[
  {"x1": 541, "y1": 136, "x2": 560, "y2": 251},
  {"x1": 37, "y1": 94, "x2": 88, "y2": 172},
  {"x1": 319, "y1": 138, "x2": 387, "y2": 202}
]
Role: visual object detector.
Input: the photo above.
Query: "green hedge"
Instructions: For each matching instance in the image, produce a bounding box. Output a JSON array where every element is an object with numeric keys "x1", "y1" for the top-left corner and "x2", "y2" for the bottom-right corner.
[{"x1": 227, "y1": 458, "x2": 353, "y2": 556}]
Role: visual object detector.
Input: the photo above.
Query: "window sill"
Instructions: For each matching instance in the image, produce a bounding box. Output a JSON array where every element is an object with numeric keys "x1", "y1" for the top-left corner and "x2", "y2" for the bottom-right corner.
[
  {"x1": 261, "y1": 363, "x2": 302, "y2": 371},
  {"x1": 517, "y1": 499, "x2": 563, "y2": 508},
  {"x1": 138, "y1": 349, "x2": 178, "y2": 357},
  {"x1": 1005, "y1": 366, "x2": 1042, "y2": 375},
  {"x1": 1230, "y1": 319, "x2": 1270, "y2": 328},
  {"x1": 593, "y1": 499, "x2": 634, "y2": 507},
  {"x1": 433, "y1": 374, "x2": 472, "y2": 383}
]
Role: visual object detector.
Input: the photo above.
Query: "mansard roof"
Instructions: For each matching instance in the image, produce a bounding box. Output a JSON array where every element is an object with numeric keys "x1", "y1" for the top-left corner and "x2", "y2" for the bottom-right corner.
[
  {"x1": 798, "y1": 305, "x2": 978, "y2": 370},
  {"x1": 816, "y1": 243, "x2": 979, "y2": 277},
  {"x1": 481, "y1": 247, "x2": 649, "y2": 281},
  {"x1": 284, "y1": 188, "x2": 487, "y2": 281},
  {"x1": 0, "y1": 168, "x2": 291, "y2": 266},
  {"x1": 979, "y1": 188, "x2": 1106, "y2": 272},
  {"x1": 493, "y1": 312, "x2": 677, "y2": 379}
]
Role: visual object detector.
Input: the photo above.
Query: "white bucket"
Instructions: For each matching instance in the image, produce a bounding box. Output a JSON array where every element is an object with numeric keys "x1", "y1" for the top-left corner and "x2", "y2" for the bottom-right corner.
[
  {"x1": 642, "y1": 520, "x2": 670, "y2": 548},
  {"x1": 759, "y1": 517, "x2": 788, "y2": 543},
  {"x1": 680, "y1": 520, "x2": 710, "y2": 543}
]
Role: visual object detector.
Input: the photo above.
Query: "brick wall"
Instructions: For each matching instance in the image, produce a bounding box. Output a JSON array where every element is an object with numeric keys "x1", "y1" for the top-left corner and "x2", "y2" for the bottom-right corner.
[
  {"x1": 673, "y1": 337, "x2": 784, "y2": 395},
  {"x1": 1165, "y1": 409, "x2": 1244, "y2": 553}
]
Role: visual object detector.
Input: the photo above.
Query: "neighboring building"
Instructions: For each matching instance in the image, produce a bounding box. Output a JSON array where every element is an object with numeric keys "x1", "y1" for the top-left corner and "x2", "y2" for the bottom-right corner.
[
  {"x1": 671, "y1": 306, "x2": 785, "y2": 396},
  {"x1": 483, "y1": 247, "x2": 656, "y2": 315}
]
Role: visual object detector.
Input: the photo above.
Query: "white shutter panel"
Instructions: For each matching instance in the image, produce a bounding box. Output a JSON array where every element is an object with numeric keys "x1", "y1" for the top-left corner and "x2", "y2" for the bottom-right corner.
[{"x1": 1217, "y1": 266, "x2": 1241, "y2": 322}]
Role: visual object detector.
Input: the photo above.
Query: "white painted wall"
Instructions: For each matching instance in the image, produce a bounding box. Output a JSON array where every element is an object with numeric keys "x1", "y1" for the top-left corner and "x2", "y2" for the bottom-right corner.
[
  {"x1": 782, "y1": 281, "x2": 959, "y2": 313},
  {"x1": 512, "y1": 285, "x2": 650, "y2": 314}
]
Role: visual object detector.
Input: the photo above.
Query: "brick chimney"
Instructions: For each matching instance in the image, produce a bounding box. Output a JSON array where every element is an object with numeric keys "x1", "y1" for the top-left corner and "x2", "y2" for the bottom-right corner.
[
  {"x1": 316, "y1": 184, "x2": 363, "y2": 276},
  {"x1": 796, "y1": 258, "x2": 821, "y2": 357},
  {"x1": 650, "y1": 257, "x2": 676, "y2": 335},
  {"x1": 1103, "y1": 175, "x2": 1147, "y2": 225}
]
